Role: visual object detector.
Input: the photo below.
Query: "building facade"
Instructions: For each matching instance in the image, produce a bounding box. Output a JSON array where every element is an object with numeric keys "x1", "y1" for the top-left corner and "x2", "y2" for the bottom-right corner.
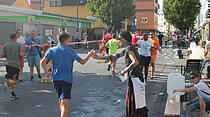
[
  {"x1": 29, "y1": 0, "x2": 45, "y2": 11},
  {"x1": 0, "y1": 0, "x2": 31, "y2": 9},
  {"x1": 133, "y1": 0, "x2": 159, "y2": 33},
  {"x1": 44, "y1": 0, "x2": 102, "y2": 27},
  {"x1": 0, "y1": 5, "x2": 93, "y2": 45},
  {"x1": 198, "y1": 0, "x2": 210, "y2": 41}
]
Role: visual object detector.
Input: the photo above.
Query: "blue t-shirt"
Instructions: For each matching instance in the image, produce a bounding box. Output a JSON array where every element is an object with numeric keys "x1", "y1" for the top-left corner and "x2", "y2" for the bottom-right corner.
[
  {"x1": 45, "y1": 45, "x2": 82, "y2": 84},
  {"x1": 26, "y1": 37, "x2": 42, "y2": 56}
]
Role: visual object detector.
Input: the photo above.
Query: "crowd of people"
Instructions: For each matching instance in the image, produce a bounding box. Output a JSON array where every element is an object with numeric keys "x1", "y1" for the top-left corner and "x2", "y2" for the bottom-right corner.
[{"x1": 1, "y1": 28, "x2": 209, "y2": 117}]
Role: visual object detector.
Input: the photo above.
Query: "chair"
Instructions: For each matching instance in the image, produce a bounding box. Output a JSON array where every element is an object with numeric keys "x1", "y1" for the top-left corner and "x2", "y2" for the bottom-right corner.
[{"x1": 181, "y1": 59, "x2": 203, "y2": 78}]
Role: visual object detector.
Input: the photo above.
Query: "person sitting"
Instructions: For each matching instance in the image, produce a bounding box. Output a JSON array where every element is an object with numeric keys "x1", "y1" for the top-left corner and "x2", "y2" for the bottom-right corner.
[{"x1": 173, "y1": 72, "x2": 210, "y2": 117}]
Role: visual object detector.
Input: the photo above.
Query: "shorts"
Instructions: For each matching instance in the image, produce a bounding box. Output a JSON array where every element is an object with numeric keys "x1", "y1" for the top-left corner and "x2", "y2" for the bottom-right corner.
[
  {"x1": 188, "y1": 101, "x2": 210, "y2": 111},
  {"x1": 27, "y1": 55, "x2": 40, "y2": 67},
  {"x1": 5, "y1": 65, "x2": 20, "y2": 80},
  {"x1": 105, "y1": 47, "x2": 109, "y2": 55},
  {"x1": 139, "y1": 55, "x2": 151, "y2": 67},
  {"x1": 151, "y1": 55, "x2": 157, "y2": 64},
  {"x1": 159, "y1": 42, "x2": 162, "y2": 47},
  {"x1": 20, "y1": 57, "x2": 24, "y2": 68},
  {"x1": 53, "y1": 80, "x2": 72, "y2": 99}
]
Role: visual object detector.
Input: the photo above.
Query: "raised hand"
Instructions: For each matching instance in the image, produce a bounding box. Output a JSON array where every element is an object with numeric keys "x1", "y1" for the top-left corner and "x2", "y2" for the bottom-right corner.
[
  {"x1": 88, "y1": 49, "x2": 96, "y2": 57},
  {"x1": 92, "y1": 53, "x2": 101, "y2": 59}
]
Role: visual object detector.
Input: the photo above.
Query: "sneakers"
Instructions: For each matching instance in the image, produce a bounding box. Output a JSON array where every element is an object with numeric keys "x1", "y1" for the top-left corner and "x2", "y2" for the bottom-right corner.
[
  {"x1": 30, "y1": 75, "x2": 34, "y2": 81},
  {"x1": 2, "y1": 81, "x2": 8, "y2": 92},
  {"x1": 38, "y1": 74, "x2": 42, "y2": 79},
  {"x1": 11, "y1": 93, "x2": 18, "y2": 100},
  {"x1": 107, "y1": 64, "x2": 111, "y2": 71},
  {"x1": 11, "y1": 95, "x2": 18, "y2": 100}
]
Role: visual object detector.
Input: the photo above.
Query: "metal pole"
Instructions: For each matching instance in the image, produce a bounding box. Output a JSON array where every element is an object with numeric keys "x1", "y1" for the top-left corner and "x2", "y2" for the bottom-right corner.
[{"x1": 76, "y1": 0, "x2": 79, "y2": 40}]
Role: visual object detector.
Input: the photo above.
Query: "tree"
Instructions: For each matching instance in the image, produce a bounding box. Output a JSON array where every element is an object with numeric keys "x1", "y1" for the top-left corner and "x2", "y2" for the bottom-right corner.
[
  {"x1": 163, "y1": 0, "x2": 200, "y2": 32},
  {"x1": 86, "y1": 0, "x2": 135, "y2": 31}
]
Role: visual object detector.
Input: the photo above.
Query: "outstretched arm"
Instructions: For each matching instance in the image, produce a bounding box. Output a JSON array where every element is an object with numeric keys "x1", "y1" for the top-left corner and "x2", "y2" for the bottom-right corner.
[
  {"x1": 93, "y1": 49, "x2": 125, "y2": 61},
  {"x1": 173, "y1": 87, "x2": 198, "y2": 93},
  {"x1": 80, "y1": 49, "x2": 95, "y2": 65}
]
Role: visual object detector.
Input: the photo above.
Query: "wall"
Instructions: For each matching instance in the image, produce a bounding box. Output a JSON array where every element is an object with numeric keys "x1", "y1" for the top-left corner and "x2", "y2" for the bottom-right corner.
[
  {"x1": 44, "y1": 0, "x2": 104, "y2": 28},
  {"x1": 12, "y1": 0, "x2": 31, "y2": 9},
  {"x1": 30, "y1": 0, "x2": 44, "y2": 10},
  {"x1": 44, "y1": 0, "x2": 90, "y2": 18},
  {"x1": 134, "y1": 0, "x2": 158, "y2": 31}
]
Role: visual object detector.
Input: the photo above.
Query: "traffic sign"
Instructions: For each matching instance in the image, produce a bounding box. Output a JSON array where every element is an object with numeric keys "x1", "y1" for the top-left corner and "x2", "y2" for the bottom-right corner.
[{"x1": 141, "y1": 17, "x2": 148, "y2": 24}]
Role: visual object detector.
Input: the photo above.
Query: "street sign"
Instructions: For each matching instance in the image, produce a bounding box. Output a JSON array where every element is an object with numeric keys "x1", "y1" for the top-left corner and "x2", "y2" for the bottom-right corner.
[
  {"x1": 141, "y1": 17, "x2": 148, "y2": 24},
  {"x1": 28, "y1": 16, "x2": 36, "y2": 21}
]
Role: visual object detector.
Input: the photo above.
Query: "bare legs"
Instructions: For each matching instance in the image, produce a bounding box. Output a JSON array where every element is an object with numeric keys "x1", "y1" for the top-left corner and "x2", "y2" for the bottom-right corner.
[
  {"x1": 9, "y1": 74, "x2": 18, "y2": 93},
  {"x1": 199, "y1": 97, "x2": 206, "y2": 117},
  {"x1": 30, "y1": 66, "x2": 40, "y2": 78},
  {"x1": 19, "y1": 67, "x2": 23, "y2": 80},
  {"x1": 59, "y1": 99, "x2": 69, "y2": 117},
  {"x1": 151, "y1": 62, "x2": 155, "y2": 78}
]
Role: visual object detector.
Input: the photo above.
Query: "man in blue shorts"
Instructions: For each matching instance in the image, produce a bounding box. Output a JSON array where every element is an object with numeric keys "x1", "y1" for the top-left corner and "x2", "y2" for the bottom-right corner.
[
  {"x1": 41, "y1": 32, "x2": 94, "y2": 117},
  {"x1": 26, "y1": 31, "x2": 42, "y2": 80}
]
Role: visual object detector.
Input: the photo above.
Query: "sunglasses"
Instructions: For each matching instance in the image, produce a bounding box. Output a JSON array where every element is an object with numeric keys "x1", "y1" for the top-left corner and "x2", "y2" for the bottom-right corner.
[{"x1": 190, "y1": 76, "x2": 196, "y2": 79}]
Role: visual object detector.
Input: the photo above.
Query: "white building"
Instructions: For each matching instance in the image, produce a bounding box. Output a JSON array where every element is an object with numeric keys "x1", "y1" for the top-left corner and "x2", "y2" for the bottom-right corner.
[
  {"x1": 197, "y1": 0, "x2": 209, "y2": 41},
  {"x1": 158, "y1": 9, "x2": 175, "y2": 35}
]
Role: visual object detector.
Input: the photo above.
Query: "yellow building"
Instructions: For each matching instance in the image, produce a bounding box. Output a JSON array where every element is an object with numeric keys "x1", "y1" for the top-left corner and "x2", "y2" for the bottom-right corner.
[
  {"x1": 0, "y1": 0, "x2": 31, "y2": 9},
  {"x1": 44, "y1": 0, "x2": 105, "y2": 28},
  {"x1": 13, "y1": 0, "x2": 31, "y2": 9}
]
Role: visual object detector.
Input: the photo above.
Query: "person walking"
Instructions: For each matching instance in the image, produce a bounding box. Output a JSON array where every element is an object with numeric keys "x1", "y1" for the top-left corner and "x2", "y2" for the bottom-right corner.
[
  {"x1": 26, "y1": 31, "x2": 42, "y2": 81},
  {"x1": 164, "y1": 35, "x2": 168, "y2": 47},
  {"x1": 158, "y1": 32, "x2": 163, "y2": 51},
  {"x1": 1, "y1": 33, "x2": 24, "y2": 100},
  {"x1": 103, "y1": 28, "x2": 113, "y2": 55},
  {"x1": 16, "y1": 29, "x2": 25, "y2": 82},
  {"x1": 93, "y1": 31, "x2": 148, "y2": 117},
  {"x1": 136, "y1": 33, "x2": 153, "y2": 82},
  {"x1": 173, "y1": 72, "x2": 210, "y2": 117},
  {"x1": 149, "y1": 32, "x2": 159, "y2": 79},
  {"x1": 105, "y1": 34, "x2": 120, "y2": 76},
  {"x1": 41, "y1": 32, "x2": 94, "y2": 117}
]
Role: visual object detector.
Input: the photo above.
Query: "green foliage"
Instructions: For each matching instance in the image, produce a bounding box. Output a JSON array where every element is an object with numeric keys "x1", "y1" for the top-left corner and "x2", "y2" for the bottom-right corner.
[
  {"x1": 163, "y1": 0, "x2": 200, "y2": 31},
  {"x1": 86, "y1": 0, "x2": 136, "y2": 30}
]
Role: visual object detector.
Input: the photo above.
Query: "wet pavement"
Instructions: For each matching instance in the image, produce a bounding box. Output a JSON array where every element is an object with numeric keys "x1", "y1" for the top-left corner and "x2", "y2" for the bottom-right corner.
[{"x1": 0, "y1": 47, "x2": 208, "y2": 117}]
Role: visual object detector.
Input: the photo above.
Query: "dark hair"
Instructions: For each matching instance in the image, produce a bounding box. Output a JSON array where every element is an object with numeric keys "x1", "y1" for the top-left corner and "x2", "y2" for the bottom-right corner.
[
  {"x1": 113, "y1": 34, "x2": 116, "y2": 39},
  {"x1": 120, "y1": 31, "x2": 132, "y2": 43},
  {"x1": 61, "y1": 28, "x2": 65, "y2": 32},
  {"x1": 59, "y1": 33, "x2": 69, "y2": 43},
  {"x1": 10, "y1": 33, "x2": 17, "y2": 39},
  {"x1": 190, "y1": 71, "x2": 201, "y2": 78},
  {"x1": 107, "y1": 28, "x2": 112, "y2": 33},
  {"x1": 16, "y1": 29, "x2": 21, "y2": 33}
]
